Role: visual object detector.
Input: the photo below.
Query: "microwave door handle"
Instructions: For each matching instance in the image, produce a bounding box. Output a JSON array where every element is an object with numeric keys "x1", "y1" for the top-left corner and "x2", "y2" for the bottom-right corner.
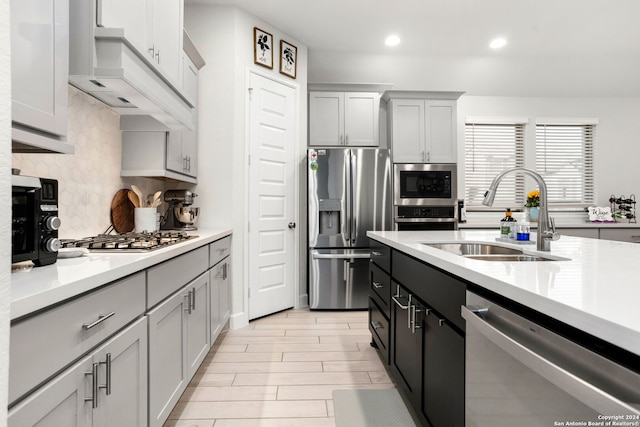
[{"x1": 461, "y1": 305, "x2": 640, "y2": 416}]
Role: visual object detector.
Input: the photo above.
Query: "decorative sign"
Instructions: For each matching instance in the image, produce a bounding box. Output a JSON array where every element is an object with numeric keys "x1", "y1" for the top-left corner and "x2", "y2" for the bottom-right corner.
[{"x1": 588, "y1": 206, "x2": 614, "y2": 222}]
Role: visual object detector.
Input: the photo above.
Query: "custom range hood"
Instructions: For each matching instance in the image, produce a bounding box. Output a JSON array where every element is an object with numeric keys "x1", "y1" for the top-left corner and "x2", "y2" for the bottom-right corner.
[{"x1": 68, "y1": 3, "x2": 194, "y2": 131}]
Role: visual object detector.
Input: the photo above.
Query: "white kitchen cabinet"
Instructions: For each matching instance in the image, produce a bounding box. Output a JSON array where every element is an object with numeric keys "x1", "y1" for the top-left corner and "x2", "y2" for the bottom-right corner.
[
  {"x1": 309, "y1": 92, "x2": 380, "y2": 146},
  {"x1": 121, "y1": 130, "x2": 197, "y2": 184},
  {"x1": 10, "y1": 0, "x2": 73, "y2": 154},
  {"x1": 385, "y1": 91, "x2": 463, "y2": 163},
  {"x1": 210, "y1": 237, "x2": 232, "y2": 342},
  {"x1": 120, "y1": 36, "x2": 203, "y2": 182},
  {"x1": 8, "y1": 318, "x2": 148, "y2": 427},
  {"x1": 97, "y1": 0, "x2": 183, "y2": 85},
  {"x1": 147, "y1": 272, "x2": 210, "y2": 427}
]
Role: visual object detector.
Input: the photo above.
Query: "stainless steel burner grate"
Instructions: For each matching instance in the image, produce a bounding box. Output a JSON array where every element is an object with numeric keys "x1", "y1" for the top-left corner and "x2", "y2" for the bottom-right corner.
[{"x1": 60, "y1": 231, "x2": 197, "y2": 252}]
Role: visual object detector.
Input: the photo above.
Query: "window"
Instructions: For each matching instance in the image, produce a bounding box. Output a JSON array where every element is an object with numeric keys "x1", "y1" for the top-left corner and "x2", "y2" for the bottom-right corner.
[
  {"x1": 464, "y1": 121, "x2": 525, "y2": 207},
  {"x1": 536, "y1": 123, "x2": 595, "y2": 206}
]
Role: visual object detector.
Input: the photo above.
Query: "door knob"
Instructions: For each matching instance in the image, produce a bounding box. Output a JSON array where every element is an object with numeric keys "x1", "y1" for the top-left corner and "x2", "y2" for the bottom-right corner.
[{"x1": 288, "y1": 222, "x2": 296, "y2": 229}]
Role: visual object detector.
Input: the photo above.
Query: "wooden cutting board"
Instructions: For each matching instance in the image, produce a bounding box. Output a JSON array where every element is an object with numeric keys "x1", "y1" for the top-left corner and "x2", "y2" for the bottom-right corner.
[{"x1": 110, "y1": 189, "x2": 135, "y2": 233}]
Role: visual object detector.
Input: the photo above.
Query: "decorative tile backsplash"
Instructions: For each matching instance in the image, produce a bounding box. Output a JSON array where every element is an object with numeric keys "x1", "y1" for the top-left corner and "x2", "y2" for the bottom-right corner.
[{"x1": 13, "y1": 87, "x2": 166, "y2": 238}]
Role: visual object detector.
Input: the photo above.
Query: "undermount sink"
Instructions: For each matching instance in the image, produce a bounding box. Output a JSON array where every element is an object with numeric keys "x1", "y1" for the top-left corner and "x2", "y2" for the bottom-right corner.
[{"x1": 423, "y1": 242, "x2": 564, "y2": 262}]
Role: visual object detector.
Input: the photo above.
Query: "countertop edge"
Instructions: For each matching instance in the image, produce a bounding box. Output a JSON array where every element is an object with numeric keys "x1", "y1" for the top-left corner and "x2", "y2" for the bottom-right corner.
[{"x1": 10, "y1": 228, "x2": 232, "y2": 321}]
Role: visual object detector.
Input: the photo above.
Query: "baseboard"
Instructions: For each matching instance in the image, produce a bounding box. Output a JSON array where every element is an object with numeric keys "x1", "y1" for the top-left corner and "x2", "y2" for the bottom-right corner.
[{"x1": 229, "y1": 311, "x2": 249, "y2": 330}]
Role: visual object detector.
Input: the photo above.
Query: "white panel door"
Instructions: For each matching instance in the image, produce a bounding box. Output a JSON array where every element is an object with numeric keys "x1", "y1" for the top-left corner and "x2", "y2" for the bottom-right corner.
[{"x1": 248, "y1": 73, "x2": 296, "y2": 320}]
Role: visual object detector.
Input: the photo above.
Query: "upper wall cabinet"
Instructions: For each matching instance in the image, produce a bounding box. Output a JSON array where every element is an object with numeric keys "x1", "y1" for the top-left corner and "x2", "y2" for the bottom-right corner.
[
  {"x1": 309, "y1": 92, "x2": 381, "y2": 147},
  {"x1": 384, "y1": 91, "x2": 464, "y2": 164},
  {"x1": 11, "y1": 0, "x2": 74, "y2": 153},
  {"x1": 120, "y1": 35, "x2": 204, "y2": 184},
  {"x1": 97, "y1": 0, "x2": 183, "y2": 86},
  {"x1": 69, "y1": 0, "x2": 195, "y2": 131}
]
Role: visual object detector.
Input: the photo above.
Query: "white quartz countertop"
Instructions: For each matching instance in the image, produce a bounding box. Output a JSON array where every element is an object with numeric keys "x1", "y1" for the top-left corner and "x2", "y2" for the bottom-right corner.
[
  {"x1": 10, "y1": 228, "x2": 232, "y2": 321},
  {"x1": 367, "y1": 230, "x2": 640, "y2": 356}
]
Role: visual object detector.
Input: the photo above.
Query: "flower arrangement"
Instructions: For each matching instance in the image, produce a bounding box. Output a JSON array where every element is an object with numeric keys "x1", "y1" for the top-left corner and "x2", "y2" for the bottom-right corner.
[{"x1": 525, "y1": 190, "x2": 540, "y2": 208}]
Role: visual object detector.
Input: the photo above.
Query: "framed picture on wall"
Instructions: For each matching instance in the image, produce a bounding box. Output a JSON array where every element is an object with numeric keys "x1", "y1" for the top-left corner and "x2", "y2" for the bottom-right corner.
[
  {"x1": 254, "y1": 27, "x2": 273, "y2": 69},
  {"x1": 279, "y1": 40, "x2": 297, "y2": 79}
]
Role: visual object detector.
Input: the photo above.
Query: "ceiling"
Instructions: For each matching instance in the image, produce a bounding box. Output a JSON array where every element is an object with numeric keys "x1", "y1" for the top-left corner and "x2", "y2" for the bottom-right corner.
[{"x1": 187, "y1": 0, "x2": 640, "y2": 58}]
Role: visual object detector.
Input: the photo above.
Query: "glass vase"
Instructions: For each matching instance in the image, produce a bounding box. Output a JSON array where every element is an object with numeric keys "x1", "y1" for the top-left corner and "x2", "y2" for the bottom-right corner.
[{"x1": 527, "y1": 206, "x2": 539, "y2": 222}]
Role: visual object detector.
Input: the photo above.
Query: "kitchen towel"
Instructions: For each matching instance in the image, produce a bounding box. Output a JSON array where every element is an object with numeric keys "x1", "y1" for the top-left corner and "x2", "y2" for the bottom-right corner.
[{"x1": 333, "y1": 388, "x2": 418, "y2": 427}]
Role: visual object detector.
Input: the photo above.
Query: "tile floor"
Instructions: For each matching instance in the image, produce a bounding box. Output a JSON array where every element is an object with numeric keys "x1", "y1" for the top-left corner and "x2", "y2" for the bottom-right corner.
[{"x1": 164, "y1": 309, "x2": 395, "y2": 426}]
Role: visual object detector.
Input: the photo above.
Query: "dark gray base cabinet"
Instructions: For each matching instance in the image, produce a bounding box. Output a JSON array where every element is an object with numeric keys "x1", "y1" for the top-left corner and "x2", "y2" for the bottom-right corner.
[{"x1": 369, "y1": 240, "x2": 465, "y2": 427}]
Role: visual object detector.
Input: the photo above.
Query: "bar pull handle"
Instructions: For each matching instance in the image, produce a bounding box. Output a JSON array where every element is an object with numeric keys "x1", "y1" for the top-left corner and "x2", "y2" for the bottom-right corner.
[
  {"x1": 372, "y1": 281, "x2": 384, "y2": 289},
  {"x1": 370, "y1": 321, "x2": 383, "y2": 330},
  {"x1": 191, "y1": 287, "x2": 196, "y2": 310},
  {"x1": 371, "y1": 251, "x2": 382, "y2": 257},
  {"x1": 83, "y1": 312, "x2": 116, "y2": 330},
  {"x1": 99, "y1": 353, "x2": 112, "y2": 395},
  {"x1": 185, "y1": 292, "x2": 192, "y2": 315},
  {"x1": 85, "y1": 363, "x2": 99, "y2": 408},
  {"x1": 391, "y1": 295, "x2": 409, "y2": 310}
]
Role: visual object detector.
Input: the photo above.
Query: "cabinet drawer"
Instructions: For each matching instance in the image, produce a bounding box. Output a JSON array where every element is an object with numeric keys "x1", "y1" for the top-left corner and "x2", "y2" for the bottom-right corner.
[
  {"x1": 209, "y1": 236, "x2": 231, "y2": 267},
  {"x1": 370, "y1": 241, "x2": 391, "y2": 273},
  {"x1": 370, "y1": 263, "x2": 391, "y2": 319},
  {"x1": 9, "y1": 272, "x2": 145, "y2": 404},
  {"x1": 392, "y1": 251, "x2": 466, "y2": 331},
  {"x1": 147, "y1": 246, "x2": 209, "y2": 308},
  {"x1": 599, "y1": 228, "x2": 640, "y2": 243},
  {"x1": 369, "y1": 298, "x2": 389, "y2": 363}
]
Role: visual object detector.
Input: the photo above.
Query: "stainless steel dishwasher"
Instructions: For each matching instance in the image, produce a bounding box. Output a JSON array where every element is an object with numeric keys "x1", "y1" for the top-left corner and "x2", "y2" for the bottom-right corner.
[{"x1": 462, "y1": 291, "x2": 640, "y2": 426}]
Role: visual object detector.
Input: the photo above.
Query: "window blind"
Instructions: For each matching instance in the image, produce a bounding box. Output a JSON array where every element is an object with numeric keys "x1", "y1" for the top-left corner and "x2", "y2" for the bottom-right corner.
[
  {"x1": 465, "y1": 123, "x2": 525, "y2": 207},
  {"x1": 535, "y1": 124, "x2": 595, "y2": 205}
]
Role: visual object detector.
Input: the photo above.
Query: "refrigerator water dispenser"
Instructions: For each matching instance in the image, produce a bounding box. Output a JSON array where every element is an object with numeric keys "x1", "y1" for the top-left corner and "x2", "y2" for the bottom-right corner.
[{"x1": 319, "y1": 199, "x2": 341, "y2": 235}]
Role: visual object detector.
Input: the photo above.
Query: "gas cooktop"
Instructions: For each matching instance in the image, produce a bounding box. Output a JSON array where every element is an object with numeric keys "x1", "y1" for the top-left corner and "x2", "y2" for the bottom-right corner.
[{"x1": 60, "y1": 231, "x2": 197, "y2": 252}]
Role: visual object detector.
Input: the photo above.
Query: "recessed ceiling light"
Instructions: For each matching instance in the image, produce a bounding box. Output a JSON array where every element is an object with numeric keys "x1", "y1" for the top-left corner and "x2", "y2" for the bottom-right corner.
[
  {"x1": 490, "y1": 38, "x2": 507, "y2": 49},
  {"x1": 385, "y1": 35, "x2": 401, "y2": 46}
]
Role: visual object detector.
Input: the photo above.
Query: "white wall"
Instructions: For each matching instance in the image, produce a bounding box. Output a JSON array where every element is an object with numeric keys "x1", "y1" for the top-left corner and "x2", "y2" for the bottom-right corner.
[
  {"x1": 184, "y1": 5, "x2": 308, "y2": 326},
  {"x1": 1, "y1": 0, "x2": 11, "y2": 423}
]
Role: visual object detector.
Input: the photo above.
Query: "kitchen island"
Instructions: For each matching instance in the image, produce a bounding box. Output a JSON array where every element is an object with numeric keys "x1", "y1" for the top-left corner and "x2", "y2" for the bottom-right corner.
[
  {"x1": 368, "y1": 229, "x2": 640, "y2": 355},
  {"x1": 367, "y1": 229, "x2": 640, "y2": 427}
]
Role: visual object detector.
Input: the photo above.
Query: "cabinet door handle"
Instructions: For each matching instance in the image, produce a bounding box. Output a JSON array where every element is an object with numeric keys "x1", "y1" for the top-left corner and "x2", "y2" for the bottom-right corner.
[
  {"x1": 191, "y1": 287, "x2": 196, "y2": 310},
  {"x1": 372, "y1": 281, "x2": 384, "y2": 289},
  {"x1": 391, "y1": 295, "x2": 409, "y2": 310},
  {"x1": 411, "y1": 304, "x2": 423, "y2": 334},
  {"x1": 185, "y1": 292, "x2": 192, "y2": 315},
  {"x1": 370, "y1": 321, "x2": 383, "y2": 330},
  {"x1": 371, "y1": 250, "x2": 382, "y2": 257},
  {"x1": 222, "y1": 262, "x2": 228, "y2": 280},
  {"x1": 438, "y1": 318, "x2": 446, "y2": 327},
  {"x1": 83, "y1": 312, "x2": 116, "y2": 330},
  {"x1": 99, "y1": 353, "x2": 112, "y2": 395},
  {"x1": 345, "y1": 135, "x2": 349, "y2": 146},
  {"x1": 85, "y1": 363, "x2": 99, "y2": 408}
]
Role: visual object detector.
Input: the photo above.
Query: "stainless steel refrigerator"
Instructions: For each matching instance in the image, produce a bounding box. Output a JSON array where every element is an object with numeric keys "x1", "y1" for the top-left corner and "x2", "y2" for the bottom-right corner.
[{"x1": 308, "y1": 148, "x2": 392, "y2": 309}]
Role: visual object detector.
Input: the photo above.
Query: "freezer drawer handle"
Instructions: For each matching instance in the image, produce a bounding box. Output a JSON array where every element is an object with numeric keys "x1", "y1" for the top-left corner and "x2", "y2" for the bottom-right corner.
[
  {"x1": 82, "y1": 312, "x2": 116, "y2": 330},
  {"x1": 461, "y1": 305, "x2": 640, "y2": 415},
  {"x1": 312, "y1": 252, "x2": 371, "y2": 260}
]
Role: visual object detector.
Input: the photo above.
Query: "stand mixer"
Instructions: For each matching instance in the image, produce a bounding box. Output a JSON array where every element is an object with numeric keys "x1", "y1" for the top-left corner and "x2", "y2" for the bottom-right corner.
[{"x1": 161, "y1": 190, "x2": 200, "y2": 231}]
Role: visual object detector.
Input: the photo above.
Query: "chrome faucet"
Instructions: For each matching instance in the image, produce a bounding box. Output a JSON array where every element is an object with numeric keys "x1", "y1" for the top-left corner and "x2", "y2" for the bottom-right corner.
[{"x1": 483, "y1": 167, "x2": 560, "y2": 251}]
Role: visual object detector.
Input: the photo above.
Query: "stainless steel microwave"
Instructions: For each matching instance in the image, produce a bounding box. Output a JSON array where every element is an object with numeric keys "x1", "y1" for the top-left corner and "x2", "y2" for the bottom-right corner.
[{"x1": 394, "y1": 163, "x2": 457, "y2": 206}]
